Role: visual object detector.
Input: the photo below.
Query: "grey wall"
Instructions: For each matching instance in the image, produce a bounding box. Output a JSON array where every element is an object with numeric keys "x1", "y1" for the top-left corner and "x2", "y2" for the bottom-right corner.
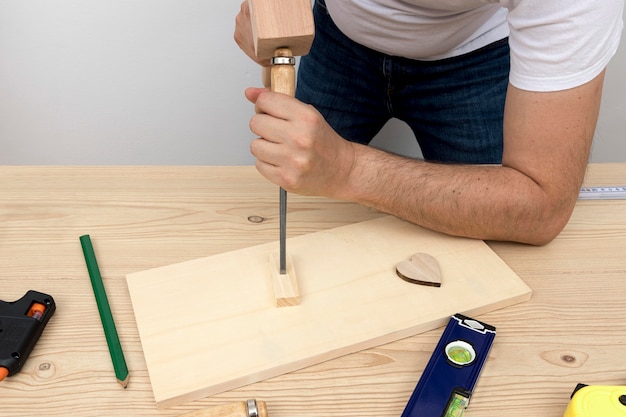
[{"x1": 1, "y1": 1, "x2": 624, "y2": 165}]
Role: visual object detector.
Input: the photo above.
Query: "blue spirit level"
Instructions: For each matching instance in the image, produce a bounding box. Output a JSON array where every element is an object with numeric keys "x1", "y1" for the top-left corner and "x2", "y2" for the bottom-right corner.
[{"x1": 401, "y1": 314, "x2": 496, "y2": 417}]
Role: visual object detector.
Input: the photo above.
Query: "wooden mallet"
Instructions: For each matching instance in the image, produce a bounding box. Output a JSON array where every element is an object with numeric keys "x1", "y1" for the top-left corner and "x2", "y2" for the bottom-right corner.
[
  {"x1": 248, "y1": 0, "x2": 315, "y2": 86},
  {"x1": 247, "y1": 0, "x2": 314, "y2": 307}
]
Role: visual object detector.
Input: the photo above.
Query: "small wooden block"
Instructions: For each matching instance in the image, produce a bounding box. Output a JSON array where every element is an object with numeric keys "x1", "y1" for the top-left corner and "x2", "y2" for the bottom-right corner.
[
  {"x1": 396, "y1": 253, "x2": 442, "y2": 287},
  {"x1": 270, "y1": 252, "x2": 299, "y2": 307},
  {"x1": 248, "y1": 0, "x2": 315, "y2": 59}
]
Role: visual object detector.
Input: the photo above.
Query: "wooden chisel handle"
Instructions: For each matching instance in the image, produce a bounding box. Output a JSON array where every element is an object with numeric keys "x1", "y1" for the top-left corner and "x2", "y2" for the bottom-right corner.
[
  {"x1": 263, "y1": 47, "x2": 295, "y2": 96},
  {"x1": 176, "y1": 400, "x2": 268, "y2": 417}
]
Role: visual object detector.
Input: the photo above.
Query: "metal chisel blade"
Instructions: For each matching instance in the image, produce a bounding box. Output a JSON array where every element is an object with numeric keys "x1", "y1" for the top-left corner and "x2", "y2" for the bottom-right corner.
[{"x1": 279, "y1": 187, "x2": 287, "y2": 274}]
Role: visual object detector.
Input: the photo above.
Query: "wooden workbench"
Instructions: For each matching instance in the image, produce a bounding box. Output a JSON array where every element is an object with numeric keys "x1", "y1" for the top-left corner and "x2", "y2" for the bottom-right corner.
[{"x1": 0, "y1": 163, "x2": 624, "y2": 417}]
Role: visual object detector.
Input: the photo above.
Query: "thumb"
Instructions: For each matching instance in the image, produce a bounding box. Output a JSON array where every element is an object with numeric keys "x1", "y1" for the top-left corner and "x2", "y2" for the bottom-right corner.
[{"x1": 245, "y1": 87, "x2": 269, "y2": 104}]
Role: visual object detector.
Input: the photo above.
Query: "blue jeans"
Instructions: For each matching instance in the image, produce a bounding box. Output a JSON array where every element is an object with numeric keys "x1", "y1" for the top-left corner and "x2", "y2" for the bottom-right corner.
[{"x1": 296, "y1": 0, "x2": 510, "y2": 164}]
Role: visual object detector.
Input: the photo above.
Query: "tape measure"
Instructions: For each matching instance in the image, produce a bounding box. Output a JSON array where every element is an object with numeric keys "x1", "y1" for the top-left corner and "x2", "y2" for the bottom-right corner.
[
  {"x1": 564, "y1": 384, "x2": 626, "y2": 416},
  {"x1": 578, "y1": 186, "x2": 626, "y2": 200}
]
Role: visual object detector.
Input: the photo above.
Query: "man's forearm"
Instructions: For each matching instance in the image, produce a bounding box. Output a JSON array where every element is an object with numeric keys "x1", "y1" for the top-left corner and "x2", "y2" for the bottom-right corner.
[
  {"x1": 336, "y1": 143, "x2": 577, "y2": 245},
  {"x1": 245, "y1": 76, "x2": 601, "y2": 244}
]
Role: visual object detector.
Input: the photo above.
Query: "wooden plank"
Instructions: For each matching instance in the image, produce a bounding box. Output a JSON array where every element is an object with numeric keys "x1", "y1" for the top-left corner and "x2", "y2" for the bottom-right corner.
[
  {"x1": 248, "y1": 0, "x2": 315, "y2": 59},
  {"x1": 126, "y1": 215, "x2": 531, "y2": 408}
]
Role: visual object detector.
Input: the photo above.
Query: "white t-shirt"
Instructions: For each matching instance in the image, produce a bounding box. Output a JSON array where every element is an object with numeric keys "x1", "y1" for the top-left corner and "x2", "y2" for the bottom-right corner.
[{"x1": 325, "y1": 0, "x2": 624, "y2": 92}]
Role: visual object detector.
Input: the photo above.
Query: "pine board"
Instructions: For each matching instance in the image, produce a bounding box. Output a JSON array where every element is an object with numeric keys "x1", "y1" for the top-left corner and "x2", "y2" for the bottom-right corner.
[{"x1": 126, "y1": 216, "x2": 531, "y2": 408}]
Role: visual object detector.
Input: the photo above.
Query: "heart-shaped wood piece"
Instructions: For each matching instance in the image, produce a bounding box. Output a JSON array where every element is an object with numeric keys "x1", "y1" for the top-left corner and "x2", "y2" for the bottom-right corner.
[{"x1": 395, "y1": 253, "x2": 442, "y2": 287}]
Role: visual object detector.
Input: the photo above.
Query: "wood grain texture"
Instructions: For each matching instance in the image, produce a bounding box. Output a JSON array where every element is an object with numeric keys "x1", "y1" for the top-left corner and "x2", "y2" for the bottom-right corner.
[
  {"x1": 0, "y1": 164, "x2": 625, "y2": 417},
  {"x1": 127, "y1": 215, "x2": 531, "y2": 408}
]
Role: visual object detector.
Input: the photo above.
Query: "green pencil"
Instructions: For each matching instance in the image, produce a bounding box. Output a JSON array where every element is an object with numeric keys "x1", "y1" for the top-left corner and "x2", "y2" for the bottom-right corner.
[{"x1": 80, "y1": 234, "x2": 129, "y2": 388}]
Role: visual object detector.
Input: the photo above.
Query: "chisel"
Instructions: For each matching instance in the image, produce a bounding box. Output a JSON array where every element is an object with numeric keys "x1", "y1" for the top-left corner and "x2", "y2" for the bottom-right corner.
[
  {"x1": 266, "y1": 50, "x2": 296, "y2": 274},
  {"x1": 247, "y1": 0, "x2": 314, "y2": 305},
  {"x1": 177, "y1": 399, "x2": 267, "y2": 417}
]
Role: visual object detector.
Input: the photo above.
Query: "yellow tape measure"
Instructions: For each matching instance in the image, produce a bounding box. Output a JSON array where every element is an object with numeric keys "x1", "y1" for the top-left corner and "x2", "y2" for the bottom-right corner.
[{"x1": 564, "y1": 385, "x2": 626, "y2": 417}]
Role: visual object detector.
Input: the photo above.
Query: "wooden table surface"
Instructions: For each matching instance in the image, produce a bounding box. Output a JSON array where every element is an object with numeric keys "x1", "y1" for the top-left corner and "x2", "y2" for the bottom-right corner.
[{"x1": 0, "y1": 163, "x2": 624, "y2": 417}]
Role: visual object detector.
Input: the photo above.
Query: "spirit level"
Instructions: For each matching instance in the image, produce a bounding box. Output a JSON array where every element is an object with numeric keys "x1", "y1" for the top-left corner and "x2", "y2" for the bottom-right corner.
[{"x1": 401, "y1": 314, "x2": 495, "y2": 417}]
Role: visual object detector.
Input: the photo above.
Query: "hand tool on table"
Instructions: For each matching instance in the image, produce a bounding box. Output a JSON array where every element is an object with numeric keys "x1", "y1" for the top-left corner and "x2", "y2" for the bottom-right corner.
[
  {"x1": 247, "y1": 0, "x2": 314, "y2": 307},
  {"x1": 401, "y1": 314, "x2": 496, "y2": 417},
  {"x1": 80, "y1": 234, "x2": 129, "y2": 387},
  {"x1": 564, "y1": 384, "x2": 626, "y2": 416},
  {"x1": 0, "y1": 290, "x2": 56, "y2": 382},
  {"x1": 177, "y1": 399, "x2": 267, "y2": 417}
]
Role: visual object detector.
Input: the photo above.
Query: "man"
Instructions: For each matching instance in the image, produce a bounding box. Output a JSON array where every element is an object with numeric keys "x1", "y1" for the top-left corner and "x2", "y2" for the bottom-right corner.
[{"x1": 234, "y1": 0, "x2": 623, "y2": 245}]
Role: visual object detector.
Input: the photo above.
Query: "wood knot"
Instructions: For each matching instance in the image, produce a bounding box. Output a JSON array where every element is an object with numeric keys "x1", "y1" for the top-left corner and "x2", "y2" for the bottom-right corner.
[
  {"x1": 247, "y1": 215, "x2": 265, "y2": 223},
  {"x1": 36, "y1": 361, "x2": 56, "y2": 379},
  {"x1": 540, "y1": 350, "x2": 588, "y2": 368}
]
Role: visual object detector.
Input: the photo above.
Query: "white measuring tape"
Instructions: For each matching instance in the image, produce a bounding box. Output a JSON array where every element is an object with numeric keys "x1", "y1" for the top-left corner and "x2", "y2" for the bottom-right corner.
[{"x1": 578, "y1": 186, "x2": 626, "y2": 200}]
